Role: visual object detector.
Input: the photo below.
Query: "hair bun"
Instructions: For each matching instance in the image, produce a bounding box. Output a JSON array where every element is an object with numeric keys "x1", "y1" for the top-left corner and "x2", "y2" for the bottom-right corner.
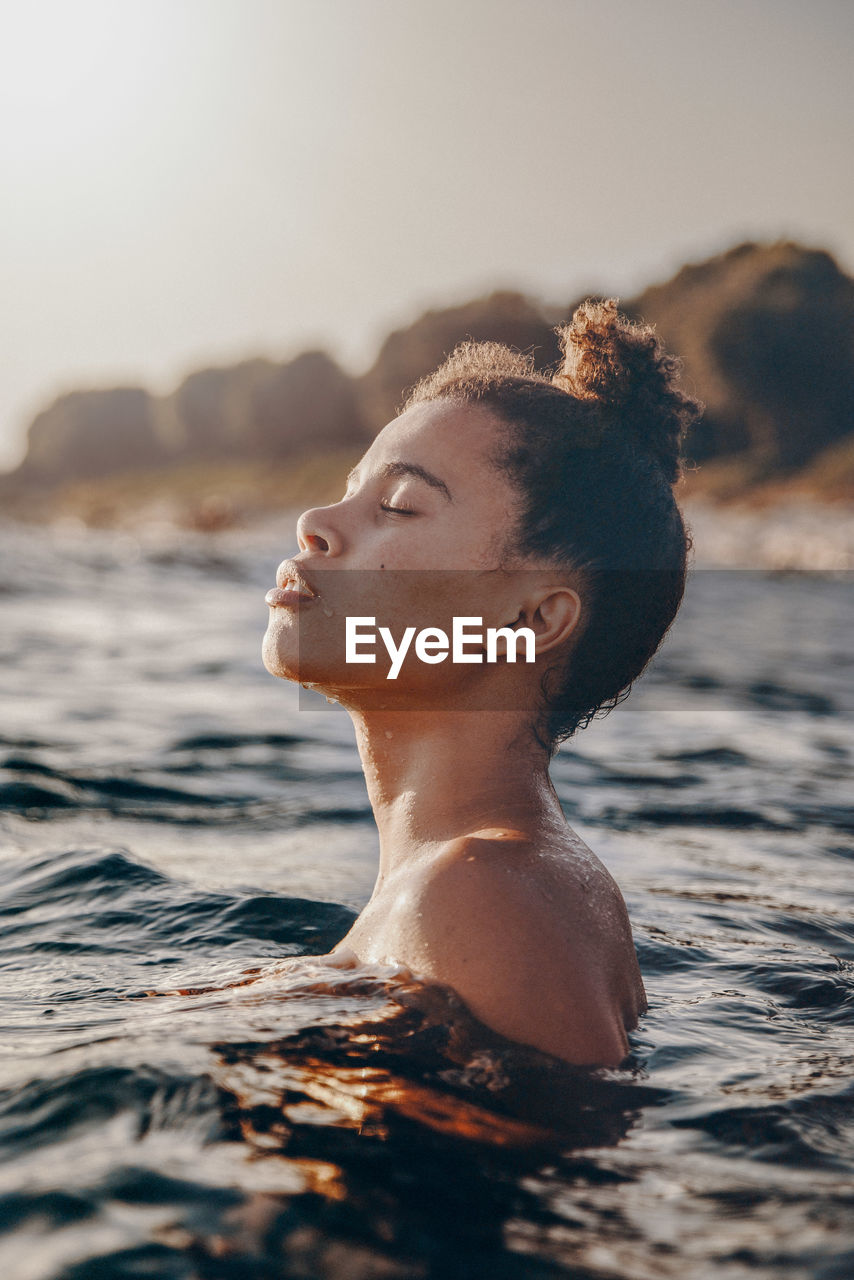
[{"x1": 552, "y1": 298, "x2": 702, "y2": 484}]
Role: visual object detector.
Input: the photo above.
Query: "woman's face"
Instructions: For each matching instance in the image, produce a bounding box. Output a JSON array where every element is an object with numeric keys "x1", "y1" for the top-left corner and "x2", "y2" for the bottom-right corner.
[{"x1": 263, "y1": 398, "x2": 550, "y2": 705}]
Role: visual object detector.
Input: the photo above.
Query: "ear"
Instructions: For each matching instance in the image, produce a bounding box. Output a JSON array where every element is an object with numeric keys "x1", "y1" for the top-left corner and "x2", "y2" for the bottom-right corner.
[{"x1": 505, "y1": 586, "x2": 582, "y2": 657}]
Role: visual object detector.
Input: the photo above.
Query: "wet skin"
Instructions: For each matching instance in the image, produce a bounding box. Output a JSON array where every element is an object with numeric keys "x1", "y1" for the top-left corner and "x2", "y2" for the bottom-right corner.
[{"x1": 263, "y1": 398, "x2": 647, "y2": 1067}]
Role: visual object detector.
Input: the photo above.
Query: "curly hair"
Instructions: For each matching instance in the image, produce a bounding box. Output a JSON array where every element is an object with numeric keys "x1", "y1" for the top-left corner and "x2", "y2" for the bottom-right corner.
[{"x1": 404, "y1": 299, "x2": 703, "y2": 750}]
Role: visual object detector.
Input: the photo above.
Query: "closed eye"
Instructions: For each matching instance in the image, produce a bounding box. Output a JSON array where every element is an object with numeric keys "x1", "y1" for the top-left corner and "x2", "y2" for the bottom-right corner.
[{"x1": 380, "y1": 499, "x2": 417, "y2": 516}]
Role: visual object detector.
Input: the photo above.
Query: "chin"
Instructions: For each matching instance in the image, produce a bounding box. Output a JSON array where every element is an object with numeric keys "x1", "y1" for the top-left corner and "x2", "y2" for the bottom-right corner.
[
  {"x1": 261, "y1": 627, "x2": 299, "y2": 681},
  {"x1": 261, "y1": 626, "x2": 343, "y2": 691}
]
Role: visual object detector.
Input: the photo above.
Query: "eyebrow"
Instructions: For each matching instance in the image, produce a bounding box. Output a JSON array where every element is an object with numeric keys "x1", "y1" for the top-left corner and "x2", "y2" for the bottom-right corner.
[{"x1": 346, "y1": 461, "x2": 454, "y2": 503}]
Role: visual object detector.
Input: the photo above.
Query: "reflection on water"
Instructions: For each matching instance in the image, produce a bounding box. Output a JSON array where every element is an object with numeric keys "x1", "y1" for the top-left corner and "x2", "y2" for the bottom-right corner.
[{"x1": 0, "y1": 518, "x2": 852, "y2": 1279}]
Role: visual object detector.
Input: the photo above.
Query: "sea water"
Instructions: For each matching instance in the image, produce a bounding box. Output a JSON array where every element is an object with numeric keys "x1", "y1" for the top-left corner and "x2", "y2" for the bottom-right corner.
[{"x1": 0, "y1": 516, "x2": 852, "y2": 1279}]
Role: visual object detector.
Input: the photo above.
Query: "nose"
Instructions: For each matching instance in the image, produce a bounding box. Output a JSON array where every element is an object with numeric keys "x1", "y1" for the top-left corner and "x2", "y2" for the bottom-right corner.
[{"x1": 296, "y1": 504, "x2": 343, "y2": 556}]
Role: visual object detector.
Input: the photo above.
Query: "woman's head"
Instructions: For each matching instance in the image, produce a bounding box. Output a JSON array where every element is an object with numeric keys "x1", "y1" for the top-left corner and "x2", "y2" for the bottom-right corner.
[{"x1": 265, "y1": 299, "x2": 701, "y2": 746}]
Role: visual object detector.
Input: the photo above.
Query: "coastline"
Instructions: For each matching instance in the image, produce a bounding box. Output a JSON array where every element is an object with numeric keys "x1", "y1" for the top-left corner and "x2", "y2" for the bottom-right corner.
[{"x1": 1, "y1": 456, "x2": 852, "y2": 571}]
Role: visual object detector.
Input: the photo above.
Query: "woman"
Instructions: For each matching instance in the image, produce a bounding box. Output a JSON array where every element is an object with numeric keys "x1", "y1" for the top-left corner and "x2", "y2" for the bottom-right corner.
[{"x1": 263, "y1": 300, "x2": 700, "y2": 1068}]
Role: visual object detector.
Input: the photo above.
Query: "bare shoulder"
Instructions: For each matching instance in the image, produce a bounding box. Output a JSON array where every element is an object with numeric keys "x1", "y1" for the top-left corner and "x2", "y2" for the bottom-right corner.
[{"x1": 401, "y1": 830, "x2": 646, "y2": 1067}]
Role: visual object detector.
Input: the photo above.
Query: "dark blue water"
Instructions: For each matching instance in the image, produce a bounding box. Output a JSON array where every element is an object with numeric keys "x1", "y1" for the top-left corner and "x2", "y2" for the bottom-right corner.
[{"x1": 1, "y1": 519, "x2": 852, "y2": 1279}]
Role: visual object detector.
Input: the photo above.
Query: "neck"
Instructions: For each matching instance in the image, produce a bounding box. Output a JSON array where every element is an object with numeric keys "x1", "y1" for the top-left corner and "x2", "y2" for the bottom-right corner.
[{"x1": 347, "y1": 707, "x2": 567, "y2": 884}]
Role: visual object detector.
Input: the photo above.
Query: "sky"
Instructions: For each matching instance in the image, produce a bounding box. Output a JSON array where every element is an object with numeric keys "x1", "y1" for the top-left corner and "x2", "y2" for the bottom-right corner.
[{"x1": 1, "y1": 0, "x2": 853, "y2": 468}]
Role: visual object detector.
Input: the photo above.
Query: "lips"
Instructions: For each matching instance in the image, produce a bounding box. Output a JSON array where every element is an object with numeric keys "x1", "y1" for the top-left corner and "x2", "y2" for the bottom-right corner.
[
  {"x1": 266, "y1": 585, "x2": 316, "y2": 607},
  {"x1": 266, "y1": 561, "x2": 319, "y2": 608}
]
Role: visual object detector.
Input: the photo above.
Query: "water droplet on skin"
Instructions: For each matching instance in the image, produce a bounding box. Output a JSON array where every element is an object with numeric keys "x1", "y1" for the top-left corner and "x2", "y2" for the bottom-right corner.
[{"x1": 385, "y1": 730, "x2": 393, "y2": 739}]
